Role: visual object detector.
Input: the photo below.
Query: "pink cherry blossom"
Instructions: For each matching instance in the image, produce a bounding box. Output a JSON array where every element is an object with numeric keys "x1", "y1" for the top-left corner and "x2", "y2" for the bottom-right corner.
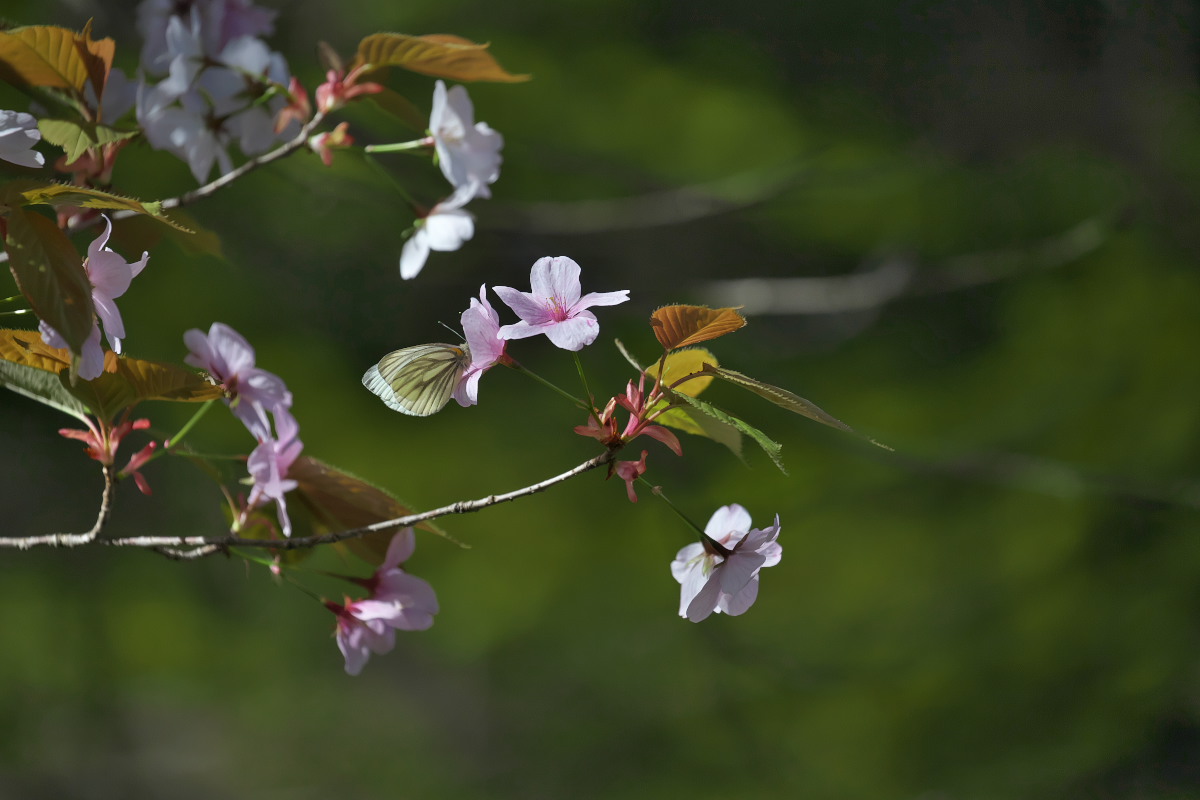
[
  {"x1": 0, "y1": 110, "x2": 44, "y2": 168},
  {"x1": 429, "y1": 80, "x2": 503, "y2": 199},
  {"x1": 453, "y1": 285, "x2": 508, "y2": 407},
  {"x1": 39, "y1": 215, "x2": 149, "y2": 380},
  {"x1": 670, "y1": 504, "x2": 782, "y2": 623},
  {"x1": 328, "y1": 529, "x2": 439, "y2": 675},
  {"x1": 494, "y1": 256, "x2": 629, "y2": 351},
  {"x1": 184, "y1": 322, "x2": 293, "y2": 440},
  {"x1": 245, "y1": 407, "x2": 303, "y2": 536},
  {"x1": 399, "y1": 185, "x2": 475, "y2": 280}
]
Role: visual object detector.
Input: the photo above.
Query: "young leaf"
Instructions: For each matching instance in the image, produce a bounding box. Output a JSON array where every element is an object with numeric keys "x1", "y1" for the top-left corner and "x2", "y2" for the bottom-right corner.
[
  {"x1": 0, "y1": 25, "x2": 94, "y2": 92},
  {"x1": 19, "y1": 184, "x2": 171, "y2": 225},
  {"x1": 351, "y1": 33, "x2": 531, "y2": 83},
  {"x1": 74, "y1": 19, "x2": 114, "y2": 103},
  {"x1": 656, "y1": 406, "x2": 744, "y2": 461},
  {"x1": 700, "y1": 363, "x2": 891, "y2": 449},
  {"x1": 38, "y1": 119, "x2": 137, "y2": 165},
  {"x1": 0, "y1": 355, "x2": 89, "y2": 421},
  {"x1": 65, "y1": 352, "x2": 223, "y2": 421},
  {"x1": 0, "y1": 327, "x2": 72, "y2": 372},
  {"x1": 649, "y1": 305, "x2": 746, "y2": 351},
  {"x1": 647, "y1": 347, "x2": 716, "y2": 396},
  {"x1": 4, "y1": 209, "x2": 95, "y2": 352},
  {"x1": 666, "y1": 389, "x2": 786, "y2": 474}
]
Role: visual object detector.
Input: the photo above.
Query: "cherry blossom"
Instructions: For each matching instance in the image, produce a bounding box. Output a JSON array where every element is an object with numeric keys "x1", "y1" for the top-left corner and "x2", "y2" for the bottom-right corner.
[
  {"x1": 0, "y1": 110, "x2": 44, "y2": 168},
  {"x1": 671, "y1": 504, "x2": 782, "y2": 623},
  {"x1": 245, "y1": 407, "x2": 303, "y2": 536},
  {"x1": 614, "y1": 450, "x2": 649, "y2": 502},
  {"x1": 184, "y1": 322, "x2": 293, "y2": 440},
  {"x1": 494, "y1": 256, "x2": 629, "y2": 351},
  {"x1": 327, "y1": 529, "x2": 439, "y2": 675},
  {"x1": 429, "y1": 80, "x2": 503, "y2": 199},
  {"x1": 39, "y1": 216, "x2": 149, "y2": 380},
  {"x1": 453, "y1": 285, "x2": 508, "y2": 407},
  {"x1": 399, "y1": 185, "x2": 476, "y2": 279}
]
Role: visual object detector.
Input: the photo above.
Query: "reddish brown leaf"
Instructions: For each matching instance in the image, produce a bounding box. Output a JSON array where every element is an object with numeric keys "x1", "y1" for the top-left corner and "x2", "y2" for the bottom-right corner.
[
  {"x1": 350, "y1": 33, "x2": 530, "y2": 83},
  {"x1": 5, "y1": 208, "x2": 94, "y2": 352},
  {"x1": 649, "y1": 305, "x2": 746, "y2": 351}
]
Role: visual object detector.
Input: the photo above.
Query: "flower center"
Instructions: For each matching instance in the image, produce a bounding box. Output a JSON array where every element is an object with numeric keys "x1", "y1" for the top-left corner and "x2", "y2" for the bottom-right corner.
[{"x1": 546, "y1": 296, "x2": 569, "y2": 321}]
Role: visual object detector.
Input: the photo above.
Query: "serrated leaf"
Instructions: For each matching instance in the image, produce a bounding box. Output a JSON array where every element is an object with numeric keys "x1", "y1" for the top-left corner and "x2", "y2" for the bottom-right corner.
[
  {"x1": 290, "y1": 457, "x2": 460, "y2": 566},
  {"x1": 5, "y1": 209, "x2": 94, "y2": 352},
  {"x1": 19, "y1": 184, "x2": 169, "y2": 222},
  {"x1": 0, "y1": 25, "x2": 93, "y2": 91},
  {"x1": 649, "y1": 305, "x2": 746, "y2": 351},
  {"x1": 668, "y1": 389, "x2": 786, "y2": 474},
  {"x1": 38, "y1": 119, "x2": 137, "y2": 164},
  {"x1": 0, "y1": 327, "x2": 73, "y2": 372},
  {"x1": 701, "y1": 363, "x2": 891, "y2": 449},
  {"x1": 366, "y1": 86, "x2": 427, "y2": 131},
  {"x1": 0, "y1": 336, "x2": 89, "y2": 421},
  {"x1": 351, "y1": 33, "x2": 531, "y2": 83},
  {"x1": 657, "y1": 406, "x2": 744, "y2": 460},
  {"x1": 63, "y1": 352, "x2": 223, "y2": 421}
]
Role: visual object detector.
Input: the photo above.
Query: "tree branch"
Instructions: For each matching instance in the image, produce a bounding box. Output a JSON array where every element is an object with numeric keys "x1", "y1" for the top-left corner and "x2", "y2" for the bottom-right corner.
[
  {"x1": 3, "y1": 465, "x2": 114, "y2": 549},
  {"x1": 1, "y1": 450, "x2": 617, "y2": 553}
]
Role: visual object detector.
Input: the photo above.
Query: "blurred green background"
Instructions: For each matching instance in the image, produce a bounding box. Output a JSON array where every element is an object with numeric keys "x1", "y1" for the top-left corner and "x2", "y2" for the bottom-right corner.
[{"x1": 4, "y1": 0, "x2": 1200, "y2": 797}]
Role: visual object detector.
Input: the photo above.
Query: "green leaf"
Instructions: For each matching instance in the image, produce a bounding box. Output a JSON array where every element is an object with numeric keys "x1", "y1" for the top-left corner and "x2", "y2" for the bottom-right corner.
[
  {"x1": 64, "y1": 353, "x2": 224, "y2": 422},
  {"x1": 667, "y1": 389, "x2": 786, "y2": 474},
  {"x1": 351, "y1": 33, "x2": 531, "y2": 83},
  {"x1": 18, "y1": 184, "x2": 172, "y2": 224},
  {"x1": 701, "y1": 363, "x2": 892, "y2": 450},
  {"x1": 657, "y1": 406, "x2": 744, "y2": 461},
  {"x1": 38, "y1": 118, "x2": 137, "y2": 164},
  {"x1": 4, "y1": 209, "x2": 94, "y2": 352},
  {"x1": 366, "y1": 87, "x2": 428, "y2": 131},
  {"x1": 0, "y1": 355, "x2": 89, "y2": 421}
]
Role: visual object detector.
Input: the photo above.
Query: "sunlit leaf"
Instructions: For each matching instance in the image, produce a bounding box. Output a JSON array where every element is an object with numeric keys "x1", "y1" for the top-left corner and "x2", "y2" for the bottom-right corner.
[
  {"x1": 701, "y1": 363, "x2": 891, "y2": 449},
  {"x1": 38, "y1": 119, "x2": 136, "y2": 165},
  {"x1": 666, "y1": 389, "x2": 786, "y2": 474},
  {"x1": 114, "y1": 357, "x2": 223, "y2": 403},
  {"x1": 647, "y1": 347, "x2": 716, "y2": 396},
  {"x1": 4, "y1": 209, "x2": 94, "y2": 352},
  {"x1": 0, "y1": 330, "x2": 88, "y2": 420},
  {"x1": 351, "y1": 33, "x2": 531, "y2": 83},
  {"x1": 19, "y1": 184, "x2": 171, "y2": 224},
  {"x1": 649, "y1": 305, "x2": 746, "y2": 351},
  {"x1": 0, "y1": 25, "x2": 94, "y2": 91},
  {"x1": 290, "y1": 457, "x2": 459, "y2": 567},
  {"x1": 75, "y1": 19, "x2": 114, "y2": 103},
  {"x1": 657, "y1": 406, "x2": 743, "y2": 460}
]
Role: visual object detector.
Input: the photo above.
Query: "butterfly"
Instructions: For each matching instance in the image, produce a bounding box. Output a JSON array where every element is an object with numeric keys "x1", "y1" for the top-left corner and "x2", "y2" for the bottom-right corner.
[{"x1": 362, "y1": 343, "x2": 471, "y2": 416}]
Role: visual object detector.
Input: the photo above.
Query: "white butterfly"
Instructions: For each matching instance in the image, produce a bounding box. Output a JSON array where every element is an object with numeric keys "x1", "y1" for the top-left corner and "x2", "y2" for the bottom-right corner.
[{"x1": 362, "y1": 343, "x2": 471, "y2": 416}]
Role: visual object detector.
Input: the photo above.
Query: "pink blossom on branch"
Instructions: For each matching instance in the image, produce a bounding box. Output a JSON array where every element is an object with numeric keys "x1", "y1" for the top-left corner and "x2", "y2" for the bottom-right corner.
[
  {"x1": 245, "y1": 407, "x2": 303, "y2": 537},
  {"x1": 453, "y1": 284, "x2": 508, "y2": 407},
  {"x1": 327, "y1": 529, "x2": 440, "y2": 675},
  {"x1": 494, "y1": 256, "x2": 629, "y2": 351},
  {"x1": 614, "y1": 450, "x2": 649, "y2": 502},
  {"x1": 184, "y1": 322, "x2": 293, "y2": 441},
  {"x1": 39, "y1": 215, "x2": 149, "y2": 380},
  {"x1": 671, "y1": 504, "x2": 782, "y2": 623}
]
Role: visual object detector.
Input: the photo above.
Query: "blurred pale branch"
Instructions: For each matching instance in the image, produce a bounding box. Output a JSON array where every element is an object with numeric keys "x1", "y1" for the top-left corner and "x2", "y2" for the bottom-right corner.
[{"x1": 700, "y1": 215, "x2": 1112, "y2": 314}]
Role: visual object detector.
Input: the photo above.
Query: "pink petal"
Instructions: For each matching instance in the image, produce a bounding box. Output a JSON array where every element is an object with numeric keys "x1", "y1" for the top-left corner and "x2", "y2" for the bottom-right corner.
[
  {"x1": 493, "y1": 286, "x2": 554, "y2": 326},
  {"x1": 530, "y1": 256, "x2": 582, "y2": 306},
  {"x1": 704, "y1": 504, "x2": 752, "y2": 543},
  {"x1": 542, "y1": 313, "x2": 599, "y2": 351},
  {"x1": 718, "y1": 575, "x2": 760, "y2": 616},
  {"x1": 574, "y1": 289, "x2": 629, "y2": 311},
  {"x1": 381, "y1": 528, "x2": 415, "y2": 570}
]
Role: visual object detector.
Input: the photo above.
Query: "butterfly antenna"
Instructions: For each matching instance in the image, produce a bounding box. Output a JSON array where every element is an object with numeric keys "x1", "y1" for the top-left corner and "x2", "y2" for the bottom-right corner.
[{"x1": 437, "y1": 320, "x2": 465, "y2": 340}]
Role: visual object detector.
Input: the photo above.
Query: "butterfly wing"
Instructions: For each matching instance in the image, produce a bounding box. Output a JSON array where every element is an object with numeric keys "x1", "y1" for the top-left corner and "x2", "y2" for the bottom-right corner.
[{"x1": 362, "y1": 343, "x2": 471, "y2": 416}]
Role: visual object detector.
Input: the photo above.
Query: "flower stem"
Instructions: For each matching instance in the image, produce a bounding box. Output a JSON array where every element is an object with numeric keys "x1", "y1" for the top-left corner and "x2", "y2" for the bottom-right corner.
[
  {"x1": 140, "y1": 400, "x2": 217, "y2": 469},
  {"x1": 506, "y1": 361, "x2": 589, "y2": 410},
  {"x1": 363, "y1": 139, "x2": 432, "y2": 154},
  {"x1": 640, "y1": 478, "x2": 706, "y2": 538},
  {"x1": 572, "y1": 352, "x2": 597, "y2": 413}
]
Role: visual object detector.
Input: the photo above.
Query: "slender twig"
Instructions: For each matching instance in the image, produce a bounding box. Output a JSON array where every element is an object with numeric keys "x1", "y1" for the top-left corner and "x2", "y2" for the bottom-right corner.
[
  {"x1": 3, "y1": 465, "x2": 114, "y2": 549},
  {"x1": 1, "y1": 449, "x2": 618, "y2": 552}
]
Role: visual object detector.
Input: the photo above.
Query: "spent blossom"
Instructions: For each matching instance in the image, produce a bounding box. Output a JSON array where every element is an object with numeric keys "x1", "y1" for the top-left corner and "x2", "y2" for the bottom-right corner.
[
  {"x1": 429, "y1": 80, "x2": 503, "y2": 199},
  {"x1": 184, "y1": 322, "x2": 293, "y2": 440},
  {"x1": 327, "y1": 529, "x2": 439, "y2": 675},
  {"x1": 39, "y1": 215, "x2": 149, "y2": 380},
  {"x1": 495, "y1": 256, "x2": 629, "y2": 351},
  {"x1": 453, "y1": 285, "x2": 508, "y2": 407},
  {"x1": 671, "y1": 504, "x2": 782, "y2": 623},
  {"x1": 399, "y1": 184, "x2": 475, "y2": 280},
  {"x1": 0, "y1": 110, "x2": 44, "y2": 168},
  {"x1": 58, "y1": 415, "x2": 157, "y2": 494},
  {"x1": 315, "y1": 65, "x2": 383, "y2": 114}
]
